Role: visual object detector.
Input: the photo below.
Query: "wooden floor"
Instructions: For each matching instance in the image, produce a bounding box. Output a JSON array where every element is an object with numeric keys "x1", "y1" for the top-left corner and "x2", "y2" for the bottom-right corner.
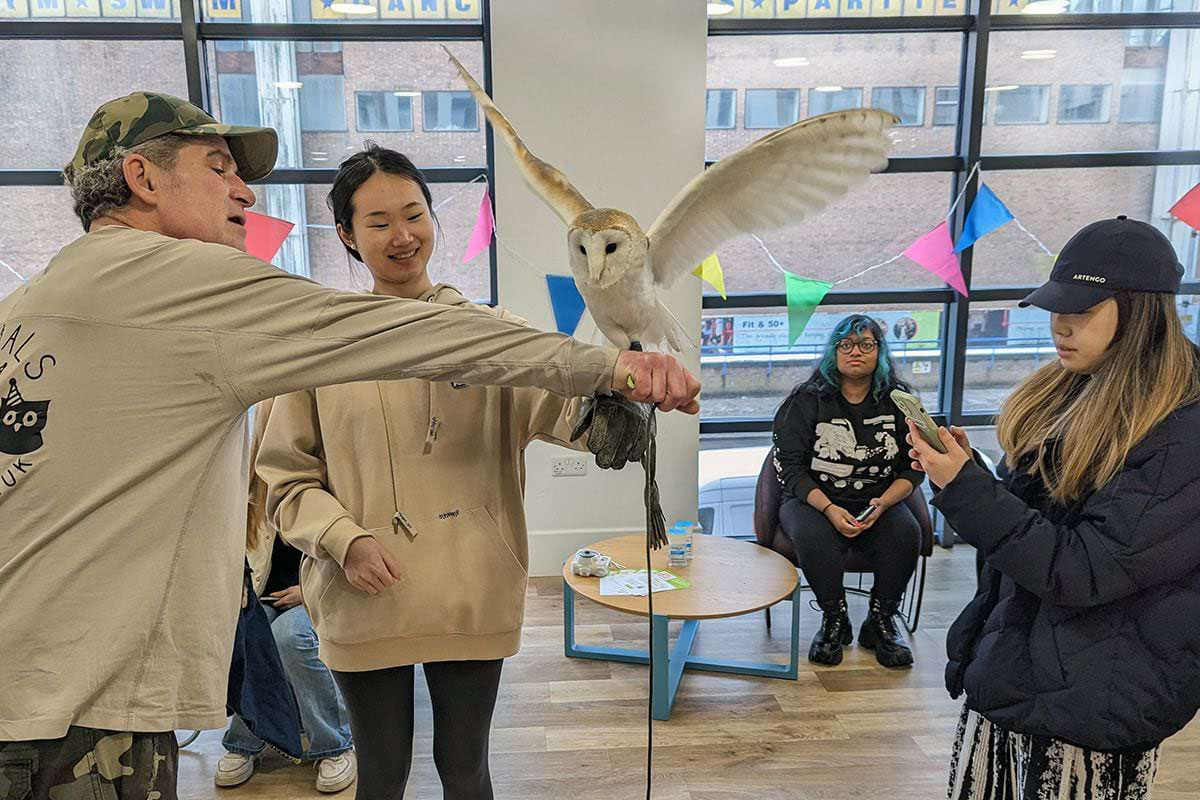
[{"x1": 178, "y1": 546, "x2": 1200, "y2": 800}]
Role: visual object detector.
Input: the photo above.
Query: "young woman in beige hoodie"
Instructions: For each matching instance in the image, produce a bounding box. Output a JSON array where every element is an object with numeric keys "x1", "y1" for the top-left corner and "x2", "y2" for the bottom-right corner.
[{"x1": 255, "y1": 144, "x2": 593, "y2": 800}]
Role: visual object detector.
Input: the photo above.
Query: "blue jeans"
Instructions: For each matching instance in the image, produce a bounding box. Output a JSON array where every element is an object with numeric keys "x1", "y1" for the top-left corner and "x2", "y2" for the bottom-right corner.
[{"x1": 223, "y1": 603, "x2": 352, "y2": 760}]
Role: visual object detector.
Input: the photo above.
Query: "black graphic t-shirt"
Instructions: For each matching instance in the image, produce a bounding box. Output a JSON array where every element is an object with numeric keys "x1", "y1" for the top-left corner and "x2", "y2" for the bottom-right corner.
[{"x1": 772, "y1": 385, "x2": 925, "y2": 506}]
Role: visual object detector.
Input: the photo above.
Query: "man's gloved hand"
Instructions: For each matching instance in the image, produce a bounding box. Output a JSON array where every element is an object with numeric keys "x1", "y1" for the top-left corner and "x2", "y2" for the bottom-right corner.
[{"x1": 570, "y1": 393, "x2": 650, "y2": 470}]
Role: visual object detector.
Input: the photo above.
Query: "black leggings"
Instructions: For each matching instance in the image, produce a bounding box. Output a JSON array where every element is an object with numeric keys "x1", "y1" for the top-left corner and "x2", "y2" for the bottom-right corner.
[
  {"x1": 779, "y1": 496, "x2": 921, "y2": 604},
  {"x1": 332, "y1": 659, "x2": 504, "y2": 800}
]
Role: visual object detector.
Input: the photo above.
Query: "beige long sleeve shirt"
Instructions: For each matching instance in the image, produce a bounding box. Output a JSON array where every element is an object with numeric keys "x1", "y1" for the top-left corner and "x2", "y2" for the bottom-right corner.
[{"x1": 0, "y1": 226, "x2": 617, "y2": 740}]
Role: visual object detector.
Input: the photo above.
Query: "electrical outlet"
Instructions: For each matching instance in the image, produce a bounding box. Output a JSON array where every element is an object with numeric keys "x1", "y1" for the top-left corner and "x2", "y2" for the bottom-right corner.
[{"x1": 551, "y1": 456, "x2": 588, "y2": 477}]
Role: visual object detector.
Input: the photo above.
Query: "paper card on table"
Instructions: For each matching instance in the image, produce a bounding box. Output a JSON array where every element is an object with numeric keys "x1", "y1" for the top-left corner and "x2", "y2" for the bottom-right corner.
[
  {"x1": 462, "y1": 189, "x2": 494, "y2": 263},
  {"x1": 545, "y1": 275, "x2": 587, "y2": 336},
  {"x1": 785, "y1": 273, "x2": 833, "y2": 345},
  {"x1": 243, "y1": 211, "x2": 294, "y2": 263},
  {"x1": 1169, "y1": 183, "x2": 1200, "y2": 232},
  {"x1": 904, "y1": 222, "x2": 968, "y2": 296},
  {"x1": 599, "y1": 570, "x2": 691, "y2": 596},
  {"x1": 692, "y1": 252, "x2": 727, "y2": 299},
  {"x1": 954, "y1": 183, "x2": 1014, "y2": 253}
]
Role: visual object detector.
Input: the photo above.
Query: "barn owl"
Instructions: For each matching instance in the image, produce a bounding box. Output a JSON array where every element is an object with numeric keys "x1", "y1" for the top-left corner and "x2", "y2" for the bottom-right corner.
[{"x1": 443, "y1": 47, "x2": 897, "y2": 352}]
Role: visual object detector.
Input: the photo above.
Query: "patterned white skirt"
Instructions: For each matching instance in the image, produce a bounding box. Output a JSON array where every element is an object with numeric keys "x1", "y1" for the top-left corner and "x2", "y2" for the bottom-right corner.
[{"x1": 947, "y1": 704, "x2": 1160, "y2": 800}]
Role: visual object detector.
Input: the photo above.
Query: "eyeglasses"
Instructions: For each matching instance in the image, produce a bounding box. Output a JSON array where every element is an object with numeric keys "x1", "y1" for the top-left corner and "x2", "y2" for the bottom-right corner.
[{"x1": 836, "y1": 339, "x2": 877, "y2": 354}]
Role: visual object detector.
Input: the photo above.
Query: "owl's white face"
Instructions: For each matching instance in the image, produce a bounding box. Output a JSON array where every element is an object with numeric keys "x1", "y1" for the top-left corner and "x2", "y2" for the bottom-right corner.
[{"x1": 567, "y1": 226, "x2": 647, "y2": 290}]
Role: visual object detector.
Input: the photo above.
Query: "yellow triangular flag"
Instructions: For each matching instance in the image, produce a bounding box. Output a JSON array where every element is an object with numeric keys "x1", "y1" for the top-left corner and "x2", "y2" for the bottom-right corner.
[{"x1": 692, "y1": 252, "x2": 727, "y2": 299}]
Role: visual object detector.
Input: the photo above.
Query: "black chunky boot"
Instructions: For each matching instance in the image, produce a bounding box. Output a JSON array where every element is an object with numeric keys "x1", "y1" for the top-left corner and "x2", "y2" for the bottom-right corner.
[
  {"x1": 808, "y1": 597, "x2": 853, "y2": 665},
  {"x1": 859, "y1": 595, "x2": 914, "y2": 668}
]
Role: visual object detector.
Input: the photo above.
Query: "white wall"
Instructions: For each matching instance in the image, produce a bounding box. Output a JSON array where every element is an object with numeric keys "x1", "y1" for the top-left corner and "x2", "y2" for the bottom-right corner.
[{"x1": 489, "y1": 0, "x2": 707, "y2": 576}]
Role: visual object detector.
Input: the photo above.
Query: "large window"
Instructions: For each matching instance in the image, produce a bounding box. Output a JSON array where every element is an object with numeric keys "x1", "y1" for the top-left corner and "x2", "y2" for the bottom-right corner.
[
  {"x1": 702, "y1": 7, "x2": 1200, "y2": 453},
  {"x1": 0, "y1": 4, "x2": 494, "y2": 305},
  {"x1": 206, "y1": 41, "x2": 489, "y2": 170}
]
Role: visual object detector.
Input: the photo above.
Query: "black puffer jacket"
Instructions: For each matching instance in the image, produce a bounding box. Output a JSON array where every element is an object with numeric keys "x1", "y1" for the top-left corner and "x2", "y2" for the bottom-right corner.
[{"x1": 933, "y1": 401, "x2": 1200, "y2": 752}]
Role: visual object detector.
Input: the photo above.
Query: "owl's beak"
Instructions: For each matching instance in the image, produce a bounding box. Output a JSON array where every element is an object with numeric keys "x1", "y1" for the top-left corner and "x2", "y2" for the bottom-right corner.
[{"x1": 587, "y1": 250, "x2": 606, "y2": 287}]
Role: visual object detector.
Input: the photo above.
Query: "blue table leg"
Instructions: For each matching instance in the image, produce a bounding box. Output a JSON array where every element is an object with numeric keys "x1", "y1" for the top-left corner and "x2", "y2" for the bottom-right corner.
[{"x1": 563, "y1": 579, "x2": 802, "y2": 719}]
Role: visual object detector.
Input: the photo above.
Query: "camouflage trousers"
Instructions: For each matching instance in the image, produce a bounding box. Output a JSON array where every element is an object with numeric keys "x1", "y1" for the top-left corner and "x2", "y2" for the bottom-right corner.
[{"x1": 0, "y1": 728, "x2": 177, "y2": 800}]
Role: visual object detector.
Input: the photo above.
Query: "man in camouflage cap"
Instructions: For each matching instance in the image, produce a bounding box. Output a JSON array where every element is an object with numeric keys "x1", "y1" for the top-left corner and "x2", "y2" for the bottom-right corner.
[
  {"x1": 0, "y1": 92, "x2": 699, "y2": 800},
  {"x1": 64, "y1": 90, "x2": 278, "y2": 186}
]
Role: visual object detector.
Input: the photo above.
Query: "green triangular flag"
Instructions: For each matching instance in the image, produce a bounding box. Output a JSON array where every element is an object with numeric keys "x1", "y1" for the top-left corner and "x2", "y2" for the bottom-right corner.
[{"x1": 785, "y1": 273, "x2": 833, "y2": 345}]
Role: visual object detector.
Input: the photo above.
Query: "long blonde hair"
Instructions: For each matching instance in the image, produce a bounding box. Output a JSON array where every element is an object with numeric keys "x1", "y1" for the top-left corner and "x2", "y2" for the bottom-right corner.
[
  {"x1": 997, "y1": 292, "x2": 1200, "y2": 503},
  {"x1": 246, "y1": 399, "x2": 274, "y2": 551}
]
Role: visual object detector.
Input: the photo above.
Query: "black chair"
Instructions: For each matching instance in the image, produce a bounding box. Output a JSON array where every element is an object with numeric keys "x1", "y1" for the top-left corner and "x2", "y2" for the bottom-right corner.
[{"x1": 753, "y1": 448, "x2": 935, "y2": 633}]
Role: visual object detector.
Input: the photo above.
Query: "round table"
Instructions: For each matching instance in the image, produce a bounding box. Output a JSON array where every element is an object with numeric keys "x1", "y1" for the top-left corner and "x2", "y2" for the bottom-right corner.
[{"x1": 561, "y1": 534, "x2": 801, "y2": 720}]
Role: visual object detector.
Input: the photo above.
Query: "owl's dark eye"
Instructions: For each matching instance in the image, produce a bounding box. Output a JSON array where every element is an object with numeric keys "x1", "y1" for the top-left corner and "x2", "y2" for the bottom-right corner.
[
  {"x1": 578, "y1": 245, "x2": 586, "y2": 255},
  {"x1": 605, "y1": 243, "x2": 618, "y2": 255}
]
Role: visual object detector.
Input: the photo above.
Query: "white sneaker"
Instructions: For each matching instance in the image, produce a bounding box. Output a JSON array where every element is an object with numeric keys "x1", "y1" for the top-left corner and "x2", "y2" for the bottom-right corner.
[
  {"x1": 214, "y1": 752, "x2": 257, "y2": 787},
  {"x1": 315, "y1": 752, "x2": 356, "y2": 793}
]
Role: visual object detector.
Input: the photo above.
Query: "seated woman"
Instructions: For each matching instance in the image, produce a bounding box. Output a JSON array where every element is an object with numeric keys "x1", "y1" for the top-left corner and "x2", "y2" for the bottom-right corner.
[
  {"x1": 215, "y1": 399, "x2": 356, "y2": 793},
  {"x1": 772, "y1": 314, "x2": 924, "y2": 668}
]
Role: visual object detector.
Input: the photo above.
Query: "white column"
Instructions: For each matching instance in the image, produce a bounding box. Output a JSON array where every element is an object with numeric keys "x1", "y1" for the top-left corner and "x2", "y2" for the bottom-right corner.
[{"x1": 490, "y1": 0, "x2": 706, "y2": 575}]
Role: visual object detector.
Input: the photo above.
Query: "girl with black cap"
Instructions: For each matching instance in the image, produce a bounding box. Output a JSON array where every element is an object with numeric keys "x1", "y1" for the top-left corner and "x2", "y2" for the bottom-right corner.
[{"x1": 907, "y1": 216, "x2": 1200, "y2": 799}]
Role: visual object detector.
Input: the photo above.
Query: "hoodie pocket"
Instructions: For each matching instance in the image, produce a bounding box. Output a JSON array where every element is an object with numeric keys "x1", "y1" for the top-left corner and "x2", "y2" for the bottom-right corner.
[{"x1": 314, "y1": 507, "x2": 527, "y2": 645}]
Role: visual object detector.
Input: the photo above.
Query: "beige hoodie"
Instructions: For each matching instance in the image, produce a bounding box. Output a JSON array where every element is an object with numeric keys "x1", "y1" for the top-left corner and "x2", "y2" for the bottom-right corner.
[
  {"x1": 0, "y1": 227, "x2": 618, "y2": 740},
  {"x1": 256, "y1": 285, "x2": 584, "y2": 671}
]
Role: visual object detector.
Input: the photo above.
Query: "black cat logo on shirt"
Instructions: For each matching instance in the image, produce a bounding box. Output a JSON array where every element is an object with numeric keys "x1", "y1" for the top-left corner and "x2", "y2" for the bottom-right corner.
[{"x1": 0, "y1": 378, "x2": 49, "y2": 455}]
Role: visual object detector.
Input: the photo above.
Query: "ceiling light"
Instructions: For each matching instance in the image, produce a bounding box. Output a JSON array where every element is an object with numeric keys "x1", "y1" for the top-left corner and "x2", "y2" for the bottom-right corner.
[
  {"x1": 814, "y1": 86, "x2": 844, "y2": 92},
  {"x1": 310, "y1": 151, "x2": 327, "y2": 156},
  {"x1": 1021, "y1": 49, "x2": 1058, "y2": 59},
  {"x1": 773, "y1": 57, "x2": 810, "y2": 67},
  {"x1": 329, "y1": 2, "x2": 376, "y2": 13},
  {"x1": 1021, "y1": 0, "x2": 1068, "y2": 12},
  {"x1": 985, "y1": 85, "x2": 1019, "y2": 92},
  {"x1": 706, "y1": 1, "x2": 735, "y2": 15},
  {"x1": 272, "y1": 81, "x2": 303, "y2": 90},
  {"x1": 310, "y1": 157, "x2": 329, "y2": 162},
  {"x1": 393, "y1": 91, "x2": 421, "y2": 97}
]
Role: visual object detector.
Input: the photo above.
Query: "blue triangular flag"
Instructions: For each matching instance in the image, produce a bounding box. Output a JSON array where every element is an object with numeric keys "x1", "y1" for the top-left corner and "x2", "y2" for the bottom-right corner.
[
  {"x1": 954, "y1": 183, "x2": 1014, "y2": 253},
  {"x1": 545, "y1": 275, "x2": 586, "y2": 336}
]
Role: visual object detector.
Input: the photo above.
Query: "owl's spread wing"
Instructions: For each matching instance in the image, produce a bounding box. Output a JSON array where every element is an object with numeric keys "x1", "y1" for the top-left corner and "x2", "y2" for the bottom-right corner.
[
  {"x1": 645, "y1": 109, "x2": 897, "y2": 288},
  {"x1": 442, "y1": 46, "x2": 593, "y2": 225}
]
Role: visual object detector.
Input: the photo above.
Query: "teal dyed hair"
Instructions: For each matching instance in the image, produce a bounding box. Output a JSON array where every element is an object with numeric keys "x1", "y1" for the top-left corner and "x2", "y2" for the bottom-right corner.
[{"x1": 807, "y1": 314, "x2": 907, "y2": 401}]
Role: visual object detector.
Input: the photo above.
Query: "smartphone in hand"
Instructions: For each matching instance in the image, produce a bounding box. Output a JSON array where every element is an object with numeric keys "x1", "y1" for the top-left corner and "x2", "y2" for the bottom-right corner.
[
  {"x1": 890, "y1": 389, "x2": 948, "y2": 454},
  {"x1": 855, "y1": 505, "x2": 878, "y2": 524}
]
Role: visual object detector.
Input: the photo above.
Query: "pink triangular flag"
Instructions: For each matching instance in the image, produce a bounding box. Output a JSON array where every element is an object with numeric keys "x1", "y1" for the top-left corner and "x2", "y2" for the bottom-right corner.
[
  {"x1": 243, "y1": 210, "x2": 294, "y2": 263},
  {"x1": 1169, "y1": 183, "x2": 1200, "y2": 232},
  {"x1": 463, "y1": 190, "x2": 494, "y2": 263},
  {"x1": 904, "y1": 222, "x2": 968, "y2": 297}
]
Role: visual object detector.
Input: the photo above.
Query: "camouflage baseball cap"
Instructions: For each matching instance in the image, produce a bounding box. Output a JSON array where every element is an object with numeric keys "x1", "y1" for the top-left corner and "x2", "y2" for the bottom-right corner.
[{"x1": 65, "y1": 91, "x2": 278, "y2": 183}]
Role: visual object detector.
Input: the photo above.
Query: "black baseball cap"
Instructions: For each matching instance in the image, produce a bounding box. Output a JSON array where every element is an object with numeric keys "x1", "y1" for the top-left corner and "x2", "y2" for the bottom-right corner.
[{"x1": 1019, "y1": 216, "x2": 1183, "y2": 314}]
